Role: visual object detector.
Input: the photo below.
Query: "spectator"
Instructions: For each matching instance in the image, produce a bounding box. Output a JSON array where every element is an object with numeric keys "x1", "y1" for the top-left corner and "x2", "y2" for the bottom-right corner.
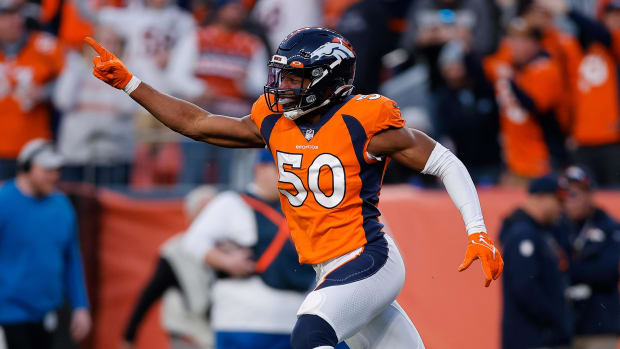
[
  {"x1": 499, "y1": 175, "x2": 572, "y2": 349},
  {"x1": 250, "y1": 0, "x2": 321, "y2": 52},
  {"x1": 174, "y1": 0, "x2": 268, "y2": 187},
  {"x1": 403, "y1": 0, "x2": 498, "y2": 91},
  {"x1": 517, "y1": 0, "x2": 574, "y2": 155},
  {"x1": 77, "y1": 0, "x2": 198, "y2": 95},
  {"x1": 74, "y1": 0, "x2": 201, "y2": 188},
  {"x1": 181, "y1": 150, "x2": 323, "y2": 349},
  {"x1": 323, "y1": 0, "x2": 361, "y2": 29},
  {"x1": 0, "y1": 139, "x2": 91, "y2": 349},
  {"x1": 563, "y1": 166, "x2": 620, "y2": 349},
  {"x1": 484, "y1": 19, "x2": 563, "y2": 185},
  {"x1": 337, "y1": 0, "x2": 412, "y2": 94},
  {"x1": 0, "y1": 0, "x2": 65, "y2": 180},
  {"x1": 122, "y1": 185, "x2": 218, "y2": 349},
  {"x1": 39, "y1": 0, "x2": 96, "y2": 50},
  {"x1": 538, "y1": 0, "x2": 620, "y2": 186},
  {"x1": 434, "y1": 40, "x2": 502, "y2": 185},
  {"x1": 53, "y1": 25, "x2": 138, "y2": 186}
]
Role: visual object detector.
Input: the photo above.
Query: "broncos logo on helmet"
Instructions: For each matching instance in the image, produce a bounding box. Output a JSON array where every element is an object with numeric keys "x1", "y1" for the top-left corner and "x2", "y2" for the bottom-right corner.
[
  {"x1": 264, "y1": 27, "x2": 357, "y2": 120},
  {"x1": 311, "y1": 41, "x2": 355, "y2": 62}
]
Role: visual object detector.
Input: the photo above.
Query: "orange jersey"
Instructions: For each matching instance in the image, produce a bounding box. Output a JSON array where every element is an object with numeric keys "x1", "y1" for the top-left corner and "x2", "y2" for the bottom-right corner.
[
  {"x1": 0, "y1": 32, "x2": 64, "y2": 158},
  {"x1": 323, "y1": 0, "x2": 362, "y2": 28},
  {"x1": 485, "y1": 55, "x2": 562, "y2": 178},
  {"x1": 195, "y1": 26, "x2": 263, "y2": 99},
  {"x1": 489, "y1": 32, "x2": 575, "y2": 131},
  {"x1": 564, "y1": 39, "x2": 620, "y2": 146},
  {"x1": 41, "y1": 0, "x2": 93, "y2": 49},
  {"x1": 541, "y1": 29, "x2": 577, "y2": 131},
  {"x1": 250, "y1": 94, "x2": 405, "y2": 264}
]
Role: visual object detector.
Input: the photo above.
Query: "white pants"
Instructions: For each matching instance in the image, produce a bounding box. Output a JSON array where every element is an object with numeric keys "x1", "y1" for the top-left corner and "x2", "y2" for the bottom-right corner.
[{"x1": 297, "y1": 235, "x2": 425, "y2": 349}]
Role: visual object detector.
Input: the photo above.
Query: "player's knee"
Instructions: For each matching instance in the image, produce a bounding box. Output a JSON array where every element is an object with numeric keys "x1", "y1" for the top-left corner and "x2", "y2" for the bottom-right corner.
[{"x1": 291, "y1": 314, "x2": 338, "y2": 349}]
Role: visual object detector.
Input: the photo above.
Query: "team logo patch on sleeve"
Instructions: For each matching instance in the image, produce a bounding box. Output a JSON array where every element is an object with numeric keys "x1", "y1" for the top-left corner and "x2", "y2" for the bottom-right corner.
[{"x1": 519, "y1": 240, "x2": 534, "y2": 257}]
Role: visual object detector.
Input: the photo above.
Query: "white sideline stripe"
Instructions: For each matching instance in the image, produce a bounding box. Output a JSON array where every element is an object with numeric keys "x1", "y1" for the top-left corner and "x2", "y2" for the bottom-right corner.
[
  {"x1": 313, "y1": 347, "x2": 334, "y2": 349},
  {"x1": 0, "y1": 326, "x2": 6, "y2": 349}
]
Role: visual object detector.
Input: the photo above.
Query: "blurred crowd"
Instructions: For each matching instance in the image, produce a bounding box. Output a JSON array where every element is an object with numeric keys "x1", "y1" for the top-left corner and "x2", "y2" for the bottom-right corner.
[
  {"x1": 1, "y1": 0, "x2": 620, "y2": 192},
  {"x1": 500, "y1": 168, "x2": 620, "y2": 349},
  {"x1": 3, "y1": 1, "x2": 620, "y2": 347}
]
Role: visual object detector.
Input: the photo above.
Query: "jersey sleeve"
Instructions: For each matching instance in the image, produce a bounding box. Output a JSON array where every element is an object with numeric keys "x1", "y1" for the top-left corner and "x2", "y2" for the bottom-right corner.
[
  {"x1": 371, "y1": 97, "x2": 406, "y2": 136},
  {"x1": 483, "y1": 40, "x2": 513, "y2": 83},
  {"x1": 355, "y1": 95, "x2": 405, "y2": 162},
  {"x1": 182, "y1": 191, "x2": 257, "y2": 261},
  {"x1": 250, "y1": 95, "x2": 272, "y2": 137},
  {"x1": 33, "y1": 32, "x2": 65, "y2": 81}
]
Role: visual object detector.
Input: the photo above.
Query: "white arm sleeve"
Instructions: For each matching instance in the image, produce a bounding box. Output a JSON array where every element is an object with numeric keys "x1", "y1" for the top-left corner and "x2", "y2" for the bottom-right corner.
[
  {"x1": 421, "y1": 143, "x2": 487, "y2": 235},
  {"x1": 182, "y1": 191, "x2": 257, "y2": 261}
]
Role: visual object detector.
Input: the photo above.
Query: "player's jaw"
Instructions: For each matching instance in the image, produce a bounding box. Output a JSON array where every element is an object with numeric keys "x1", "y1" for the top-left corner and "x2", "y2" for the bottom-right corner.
[{"x1": 277, "y1": 77, "x2": 310, "y2": 109}]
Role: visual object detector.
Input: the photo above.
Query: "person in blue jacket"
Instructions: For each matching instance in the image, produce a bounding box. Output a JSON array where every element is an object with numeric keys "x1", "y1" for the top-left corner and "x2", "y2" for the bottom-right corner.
[
  {"x1": 563, "y1": 166, "x2": 620, "y2": 349},
  {"x1": 499, "y1": 175, "x2": 572, "y2": 349},
  {"x1": 0, "y1": 139, "x2": 91, "y2": 349}
]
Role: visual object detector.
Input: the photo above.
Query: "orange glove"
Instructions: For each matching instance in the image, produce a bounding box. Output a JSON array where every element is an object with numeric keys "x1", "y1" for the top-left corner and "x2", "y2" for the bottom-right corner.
[
  {"x1": 458, "y1": 232, "x2": 504, "y2": 287},
  {"x1": 84, "y1": 36, "x2": 134, "y2": 90}
]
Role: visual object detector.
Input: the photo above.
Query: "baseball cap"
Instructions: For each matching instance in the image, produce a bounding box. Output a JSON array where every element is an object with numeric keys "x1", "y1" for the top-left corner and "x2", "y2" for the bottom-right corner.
[
  {"x1": 528, "y1": 175, "x2": 566, "y2": 197},
  {"x1": 565, "y1": 165, "x2": 594, "y2": 190},
  {"x1": 17, "y1": 139, "x2": 64, "y2": 169}
]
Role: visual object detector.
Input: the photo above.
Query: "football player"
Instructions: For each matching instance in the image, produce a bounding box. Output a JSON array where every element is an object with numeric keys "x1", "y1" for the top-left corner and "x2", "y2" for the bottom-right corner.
[{"x1": 85, "y1": 27, "x2": 503, "y2": 349}]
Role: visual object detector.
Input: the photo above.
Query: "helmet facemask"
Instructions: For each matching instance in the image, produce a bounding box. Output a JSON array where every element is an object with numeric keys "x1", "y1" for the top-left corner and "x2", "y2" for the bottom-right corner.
[
  {"x1": 264, "y1": 59, "x2": 334, "y2": 120},
  {"x1": 263, "y1": 29, "x2": 357, "y2": 121},
  {"x1": 265, "y1": 64, "x2": 310, "y2": 110}
]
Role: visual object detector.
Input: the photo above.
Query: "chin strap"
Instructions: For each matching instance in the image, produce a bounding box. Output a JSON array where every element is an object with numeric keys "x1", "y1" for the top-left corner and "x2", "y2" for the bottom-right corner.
[{"x1": 283, "y1": 85, "x2": 354, "y2": 121}]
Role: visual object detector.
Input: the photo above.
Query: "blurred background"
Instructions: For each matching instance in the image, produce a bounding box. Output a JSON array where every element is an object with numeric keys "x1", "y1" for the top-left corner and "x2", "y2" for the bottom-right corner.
[{"x1": 2, "y1": 0, "x2": 620, "y2": 348}]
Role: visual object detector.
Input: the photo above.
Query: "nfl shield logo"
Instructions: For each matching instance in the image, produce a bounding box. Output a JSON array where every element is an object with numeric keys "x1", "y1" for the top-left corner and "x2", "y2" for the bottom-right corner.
[{"x1": 305, "y1": 129, "x2": 315, "y2": 141}]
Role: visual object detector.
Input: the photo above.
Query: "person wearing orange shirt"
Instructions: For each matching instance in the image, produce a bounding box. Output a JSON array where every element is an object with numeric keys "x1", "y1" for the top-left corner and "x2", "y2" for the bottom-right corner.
[
  {"x1": 538, "y1": 0, "x2": 620, "y2": 186},
  {"x1": 175, "y1": 0, "x2": 268, "y2": 187},
  {"x1": 0, "y1": 0, "x2": 64, "y2": 180},
  {"x1": 484, "y1": 19, "x2": 563, "y2": 185},
  {"x1": 85, "y1": 27, "x2": 503, "y2": 349},
  {"x1": 519, "y1": 0, "x2": 576, "y2": 135}
]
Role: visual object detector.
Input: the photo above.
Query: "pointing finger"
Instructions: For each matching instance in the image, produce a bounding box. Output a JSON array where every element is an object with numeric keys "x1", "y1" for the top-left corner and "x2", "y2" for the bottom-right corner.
[{"x1": 84, "y1": 36, "x2": 112, "y2": 60}]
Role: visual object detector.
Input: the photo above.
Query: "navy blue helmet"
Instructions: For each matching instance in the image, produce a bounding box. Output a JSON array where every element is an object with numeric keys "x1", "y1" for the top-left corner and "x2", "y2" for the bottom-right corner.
[{"x1": 263, "y1": 27, "x2": 356, "y2": 120}]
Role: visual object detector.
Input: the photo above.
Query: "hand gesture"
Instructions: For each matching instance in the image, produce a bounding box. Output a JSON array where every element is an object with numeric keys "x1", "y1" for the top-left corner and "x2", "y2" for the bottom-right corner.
[
  {"x1": 458, "y1": 232, "x2": 504, "y2": 287},
  {"x1": 222, "y1": 247, "x2": 256, "y2": 278},
  {"x1": 70, "y1": 308, "x2": 91, "y2": 342},
  {"x1": 84, "y1": 36, "x2": 133, "y2": 90}
]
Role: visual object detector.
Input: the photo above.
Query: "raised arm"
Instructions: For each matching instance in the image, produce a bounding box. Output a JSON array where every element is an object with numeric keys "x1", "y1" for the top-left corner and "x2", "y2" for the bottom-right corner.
[
  {"x1": 84, "y1": 37, "x2": 265, "y2": 148},
  {"x1": 368, "y1": 127, "x2": 504, "y2": 287}
]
